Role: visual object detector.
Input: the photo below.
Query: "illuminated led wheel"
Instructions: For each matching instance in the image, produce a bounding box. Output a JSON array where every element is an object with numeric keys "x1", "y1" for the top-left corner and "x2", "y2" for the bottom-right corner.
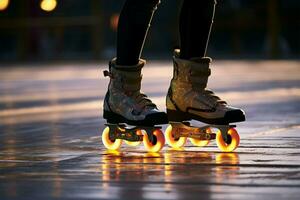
[
  {"x1": 189, "y1": 128, "x2": 211, "y2": 147},
  {"x1": 216, "y1": 128, "x2": 240, "y2": 152},
  {"x1": 102, "y1": 127, "x2": 122, "y2": 150},
  {"x1": 165, "y1": 125, "x2": 187, "y2": 148},
  {"x1": 143, "y1": 129, "x2": 165, "y2": 153},
  {"x1": 125, "y1": 130, "x2": 142, "y2": 146}
]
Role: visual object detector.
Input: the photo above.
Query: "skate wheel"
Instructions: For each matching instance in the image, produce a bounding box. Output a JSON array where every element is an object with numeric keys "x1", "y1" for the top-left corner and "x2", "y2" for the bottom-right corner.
[
  {"x1": 102, "y1": 127, "x2": 122, "y2": 150},
  {"x1": 143, "y1": 129, "x2": 165, "y2": 153},
  {"x1": 124, "y1": 130, "x2": 142, "y2": 146},
  {"x1": 165, "y1": 125, "x2": 187, "y2": 148},
  {"x1": 189, "y1": 128, "x2": 211, "y2": 147},
  {"x1": 216, "y1": 128, "x2": 240, "y2": 152}
]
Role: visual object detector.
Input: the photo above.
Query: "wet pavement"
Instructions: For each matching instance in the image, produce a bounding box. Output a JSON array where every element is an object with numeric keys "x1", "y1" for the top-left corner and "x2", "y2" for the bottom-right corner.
[{"x1": 0, "y1": 60, "x2": 299, "y2": 200}]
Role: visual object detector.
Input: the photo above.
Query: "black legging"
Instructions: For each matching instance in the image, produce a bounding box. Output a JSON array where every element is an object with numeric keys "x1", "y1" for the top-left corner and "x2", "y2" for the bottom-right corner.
[{"x1": 116, "y1": 0, "x2": 217, "y2": 65}]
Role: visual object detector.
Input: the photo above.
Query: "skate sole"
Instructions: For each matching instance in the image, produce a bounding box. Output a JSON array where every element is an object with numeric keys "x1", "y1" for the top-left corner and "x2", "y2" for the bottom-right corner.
[
  {"x1": 167, "y1": 109, "x2": 245, "y2": 125},
  {"x1": 103, "y1": 110, "x2": 168, "y2": 126}
]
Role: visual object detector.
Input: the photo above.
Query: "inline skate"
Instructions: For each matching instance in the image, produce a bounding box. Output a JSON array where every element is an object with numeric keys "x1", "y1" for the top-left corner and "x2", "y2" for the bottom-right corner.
[
  {"x1": 102, "y1": 58, "x2": 168, "y2": 153},
  {"x1": 165, "y1": 50, "x2": 245, "y2": 152}
]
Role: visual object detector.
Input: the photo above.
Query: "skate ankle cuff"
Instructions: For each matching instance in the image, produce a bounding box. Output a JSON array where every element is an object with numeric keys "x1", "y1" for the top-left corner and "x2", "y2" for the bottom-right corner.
[
  {"x1": 109, "y1": 58, "x2": 145, "y2": 72},
  {"x1": 190, "y1": 57, "x2": 212, "y2": 64}
]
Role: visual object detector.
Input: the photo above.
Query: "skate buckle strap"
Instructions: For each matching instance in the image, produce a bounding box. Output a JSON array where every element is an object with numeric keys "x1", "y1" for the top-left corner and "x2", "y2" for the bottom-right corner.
[
  {"x1": 121, "y1": 74, "x2": 142, "y2": 91},
  {"x1": 189, "y1": 67, "x2": 211, "y2": 77},
  {"x1": 103, "y1": 70, "x2": 114, "y2": 79}
]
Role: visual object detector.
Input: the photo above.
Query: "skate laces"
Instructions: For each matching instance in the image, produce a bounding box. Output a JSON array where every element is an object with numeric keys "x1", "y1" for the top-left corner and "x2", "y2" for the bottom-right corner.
[
  {"x1": 133, "y1": 92, "x2": 156, "y2": 109},
  {"x1": 204, "y1": 89, "x2": 227, "y2": 106}
]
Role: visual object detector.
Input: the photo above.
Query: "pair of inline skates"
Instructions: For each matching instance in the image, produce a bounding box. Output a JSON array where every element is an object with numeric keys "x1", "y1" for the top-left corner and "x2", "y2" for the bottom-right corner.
[{"x1": 101, "y1": 51, "x2": 245, "y2": 153}]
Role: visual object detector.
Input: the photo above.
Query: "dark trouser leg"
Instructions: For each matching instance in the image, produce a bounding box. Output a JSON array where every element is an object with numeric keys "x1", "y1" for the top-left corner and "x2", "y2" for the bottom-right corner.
[
  {"x1": 116, "y1": 0, "x2": 160, "y2": 65},
  {"x1": 179, "y1": 0, "x2": 217, "y2": 59}
]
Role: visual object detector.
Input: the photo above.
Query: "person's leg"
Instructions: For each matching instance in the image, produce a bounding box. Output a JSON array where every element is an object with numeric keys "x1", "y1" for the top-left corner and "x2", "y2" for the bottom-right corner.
[
  {"x1": 166, "y1": 0, "x2": 245, "y2": 125},
  {"x1": 179, "y1": 0, "x2": 216, "y2": 59},
  {"x1": 103, "y1": 0, "x2": 168, "y2": 126},
  {"x1": 116, "y1": 0, "x2": 160, "y2": 65}
]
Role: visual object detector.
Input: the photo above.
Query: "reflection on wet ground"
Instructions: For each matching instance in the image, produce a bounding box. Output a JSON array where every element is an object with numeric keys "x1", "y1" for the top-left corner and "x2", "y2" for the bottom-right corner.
[{"x1": 0, "y1": 61, "x2": 300, "y2": 199}]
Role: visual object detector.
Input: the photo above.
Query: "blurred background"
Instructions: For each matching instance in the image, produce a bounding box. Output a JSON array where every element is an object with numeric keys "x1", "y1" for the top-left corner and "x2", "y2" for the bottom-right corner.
[{"x1": 0, "y1": 0, "x2": 299, "y2": 63}]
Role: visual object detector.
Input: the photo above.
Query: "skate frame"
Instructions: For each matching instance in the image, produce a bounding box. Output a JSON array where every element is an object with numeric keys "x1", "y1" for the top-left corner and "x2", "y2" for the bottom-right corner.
[
  {"x1": 169, "y1": 122, "x2": 236, "y2": 143},
  {"x1": 105, "y1": 123, "x2": 161, "y2": 143}
]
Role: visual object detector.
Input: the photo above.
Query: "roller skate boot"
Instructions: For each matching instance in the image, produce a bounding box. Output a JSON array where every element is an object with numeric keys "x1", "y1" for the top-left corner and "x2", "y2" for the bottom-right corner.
[
  {"x1": 101, "y1": 58, "x2": 167, "y2": 152},
  {"x1": 165, "y1": 50, "x2": 245, "y2": 152}
]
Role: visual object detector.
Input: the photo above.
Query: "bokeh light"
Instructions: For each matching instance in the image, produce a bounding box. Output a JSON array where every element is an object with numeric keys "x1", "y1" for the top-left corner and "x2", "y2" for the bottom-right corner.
[
  {"x1": 110, "y1": 14, "x2": 119, "y2": 31},
  {"x1": 40, "y1": 0, "x2": 57, "y2": 12},
  {"x1": 0, "y1": 0, "x2": 9, "y2": 11}
]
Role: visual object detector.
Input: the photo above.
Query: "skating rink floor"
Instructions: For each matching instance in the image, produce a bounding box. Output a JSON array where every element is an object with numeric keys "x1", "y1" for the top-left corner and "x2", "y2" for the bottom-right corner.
[{"x1": 0, "y1": 60, "x2": 299, "y2": 200}]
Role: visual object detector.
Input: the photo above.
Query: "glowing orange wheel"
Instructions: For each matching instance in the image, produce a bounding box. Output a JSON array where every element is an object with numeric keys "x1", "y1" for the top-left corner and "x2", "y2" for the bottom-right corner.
[
  {"x1": 143, "y1": 129, "x2": 165, "y2": 153},
  {"x1": 216, "y1": 128, "x2": 240, "y2": 152},
  {"x1": 165, "y1": 125, "x2": 187, "y2": 148},
  {"x1": 102, "y1": 127, "x2": 122, "y2": 150},
  {"x1": 189, "y1": 128, "x2": 211, "y2": 147},
  {"x1": 125, "y1": 130, "x2": 142, "y2": 146}
]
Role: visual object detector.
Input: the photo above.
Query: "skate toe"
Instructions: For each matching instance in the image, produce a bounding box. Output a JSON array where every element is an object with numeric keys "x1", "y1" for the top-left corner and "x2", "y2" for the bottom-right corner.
[
  {"x1": 224, "y1": 109, "x2": 246, "y2": 123},
  {"x1": 145, "y1": 112, "x2": 168, "y2": 125}
]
